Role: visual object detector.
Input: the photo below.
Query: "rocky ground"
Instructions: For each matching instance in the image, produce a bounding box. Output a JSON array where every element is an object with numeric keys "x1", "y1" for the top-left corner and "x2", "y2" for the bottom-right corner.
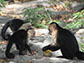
[
  {"x1": 0, "y1": 0, "x2": 84, "y2": 63},
  {"x1": 0, "y1": 17, "x2": 84, "y2": 63}
]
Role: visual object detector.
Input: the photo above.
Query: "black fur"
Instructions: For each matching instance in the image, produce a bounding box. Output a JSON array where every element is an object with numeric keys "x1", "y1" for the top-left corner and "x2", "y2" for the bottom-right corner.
[
  {"x1": 5, "y1": 29, "x2": 32, "y2": 59},
  {"x1": 42, "y1": 22, "x2": 84, "y2": 60},
  {"x1": 1, "y1": 19, "x2": 24, "y2": 40}
]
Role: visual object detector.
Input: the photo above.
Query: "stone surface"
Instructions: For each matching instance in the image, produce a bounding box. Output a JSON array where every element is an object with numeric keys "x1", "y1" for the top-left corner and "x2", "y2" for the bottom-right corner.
[
  {"x1": 71, "y1": 2, "x2": 84, "y2": 12},
  {"x1": 0, "y1": 17, "x2": 84, "y2": 62}
]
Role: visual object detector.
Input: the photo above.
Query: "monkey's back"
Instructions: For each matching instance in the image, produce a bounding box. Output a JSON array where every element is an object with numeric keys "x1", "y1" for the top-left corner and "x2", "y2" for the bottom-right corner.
[
  {"x1": 9, "y1": 29, "x2": 28, "y2": 44},
  {"x1": 57, "y1": 28, "x2": 79, "y2": 58}
]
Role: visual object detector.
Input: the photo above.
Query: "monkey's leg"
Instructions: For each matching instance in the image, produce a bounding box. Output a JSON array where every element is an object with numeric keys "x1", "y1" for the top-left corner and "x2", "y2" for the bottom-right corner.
[
  {"x1": 5, "y1": 41, "x2": 15, "y2": 58},
  {"x1": 18, "y1": 42, "x2": 27, "y2": 55},
  {"x1": 42, "y1": 45, "x2": 60, "y2": 52},
  {"x1": 25, "y1": 44, "x2": 32, "y2": 54},
  {"x1": 24, "y1": 38, "x2": 32, "y2": 54},
  {"x1": 15, "y1": 43, "x2": 20, "y2": 50}
]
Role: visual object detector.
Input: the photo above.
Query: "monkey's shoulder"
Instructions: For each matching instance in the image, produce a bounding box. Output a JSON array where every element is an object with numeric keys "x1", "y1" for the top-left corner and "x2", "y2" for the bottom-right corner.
[{"x1": 11, "y1": 29, "x2": 27, "y2": 38}]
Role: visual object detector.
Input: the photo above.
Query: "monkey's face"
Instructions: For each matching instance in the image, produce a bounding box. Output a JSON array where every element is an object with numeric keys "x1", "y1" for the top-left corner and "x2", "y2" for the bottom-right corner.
[
  {"x1": 48, "y1": 24, "x2": 57, "y2": 35},
  {"x1": 48, "y1": 28, "x2": 52, "y2": 35},
  {"x1": 28, "y1": 29, "x2": 35, "y2": 38}
]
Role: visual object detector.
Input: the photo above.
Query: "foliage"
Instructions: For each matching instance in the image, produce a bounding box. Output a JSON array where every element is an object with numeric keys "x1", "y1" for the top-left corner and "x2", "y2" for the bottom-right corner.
[
  {"x1": 24, "y1": 7, "x2": 50, "y2": 28},
  {"x1": 80, "y1": 0, "x2": 84, "y2": 2},
  {"x1": 65, "y1": 10, "x2": 84, "y2": 30},
  {"x1": 0, "y1": 0, "x2": 5, "y2": 11},
  {"x1": 80, "y1": 43, "x2": 84, "y2": 52},
  {"x1": 49, "y1": 19, "x2": 84, "y2": 30},
  {"x1": 47, "y1": 0, "x2": 60, "y2": 5},
  {"x1": 65, "y1": 19, "x2": 84, "y2": 30},
  {"x1": 23, "y1": 2, "x2": 84, "y2": 29},
  {"x1": 64, "y1": 0, "x2": 72, "y2": 8},
  {"x1": 48, "y1": 20, "x2": 63, "y2": 25},
  {"x1": 73, "y1": 10, "x2": 84, "y2": 19}
]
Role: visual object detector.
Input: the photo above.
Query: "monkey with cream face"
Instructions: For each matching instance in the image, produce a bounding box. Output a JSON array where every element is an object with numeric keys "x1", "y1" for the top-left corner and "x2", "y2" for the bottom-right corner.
[{"x1": 42, "y1": 22, "x2": 84, "y2": 60}]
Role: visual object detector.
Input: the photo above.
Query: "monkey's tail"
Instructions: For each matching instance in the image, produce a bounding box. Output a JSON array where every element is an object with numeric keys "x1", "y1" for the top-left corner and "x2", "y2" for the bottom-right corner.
[
  {"x1": 1, "y1": 21, "x2": 10, "y2": 40},
  {"x1": 76, "y1": 51, "x2": 84, "y2": 60}
]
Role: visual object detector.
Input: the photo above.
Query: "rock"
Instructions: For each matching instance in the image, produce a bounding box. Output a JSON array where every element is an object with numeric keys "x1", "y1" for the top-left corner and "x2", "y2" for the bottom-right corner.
[
  {"x1": 30, "y1": 36, "x2": 45, "y2": 42},
  {"x1": 0, "y1": 23, "x2": 13, "y2": 41},
  {"x1": 75, "y1": 29, "x2": 84, "y2": 43},
  {"x1": 75, "y1": 29, "x2": 84, "y2": 50},
  {"x1": 71, "y1": 2, "x2": 84, "y2": 12},
  {"x1": 75, "y1": 29, "x2": 84, "y2": 34},
  {"x1": 0, "y1": 48, "x2": 6, "y2": 58},
  {"x1": 9, "y1": 61, "x2": 15, "y2": 63},
  {"x1": 52, "y1": 50, "x2": 62, "y2": 57},
  {"x1": 0, "y1": 16, "x2": 12, "y2": 24},
  {"x1": 0, "y1": 59, "x2": 6, "y2": 63},
  {"x1": 35, "y1": 29, "x2": 49, "y2": 36}
]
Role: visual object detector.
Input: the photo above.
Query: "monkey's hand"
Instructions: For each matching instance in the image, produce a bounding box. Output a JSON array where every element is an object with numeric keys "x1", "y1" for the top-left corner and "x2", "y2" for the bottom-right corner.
[
  {"x1": 19, "y1": 50, "x2": 27, "y2": 55},
  {"x1": 28, "y1": 52, "x2": 33, "y2": 56},
  {"x1": 5, "y1": 53, "x2": 15, "y2": 59},
  {"x1": 29, "y1": 48, "x2": 40, "y2": 56}
]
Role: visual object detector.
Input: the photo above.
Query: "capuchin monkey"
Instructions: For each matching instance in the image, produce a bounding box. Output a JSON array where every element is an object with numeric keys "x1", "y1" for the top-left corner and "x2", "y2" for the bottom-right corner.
[
  {"x1": 5, "y1": 28, "x2": 33, "y2": 59},
  {"x1": 1, "y1": 19, "x2": 35, "y2": 40},
  {"x1": 42, "y1": 22, "x2": 84, "y2": 60}
]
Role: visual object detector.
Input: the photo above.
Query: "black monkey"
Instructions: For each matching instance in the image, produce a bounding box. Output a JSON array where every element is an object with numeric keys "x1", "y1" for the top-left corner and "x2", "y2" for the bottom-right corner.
[
  {"x1": 1, "y1": 19, "x2": 29, "y2": 40},
  {"x1": 42, "y1": 22, "x2": 84, "y2": 60},
  {"x1": 5, "y1": 28, "x2": 33, "y2": 59}
]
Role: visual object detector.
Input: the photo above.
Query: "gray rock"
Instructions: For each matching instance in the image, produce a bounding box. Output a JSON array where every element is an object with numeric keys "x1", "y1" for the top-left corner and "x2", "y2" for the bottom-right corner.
[
  {"x1": 35, "y1": 29, "x2": 49, "y2": 35},
  {"x1": 71, "y1": 2, "x2": 84, "y2": 12},
  {"x1": 75, "y1": 29, "x2": 84, "y2": 43}
]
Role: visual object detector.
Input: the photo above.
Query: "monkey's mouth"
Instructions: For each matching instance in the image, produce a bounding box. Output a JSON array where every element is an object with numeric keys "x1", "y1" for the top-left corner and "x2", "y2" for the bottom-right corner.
[{"x1": 48, "y1": 32, "x2": 52, "y2": 35}]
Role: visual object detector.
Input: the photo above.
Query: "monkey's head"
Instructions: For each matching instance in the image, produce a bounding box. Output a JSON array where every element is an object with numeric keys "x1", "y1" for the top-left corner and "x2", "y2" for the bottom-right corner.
[
  {"x1": 48, "y1": 22, "x2": 60, "y2": 35},
  {"x1": 27, "y1": 28, "x2": 35, "y2": 40},
  {"x1": 28, "y1": 29, "x2": 35, "y2": 37}
]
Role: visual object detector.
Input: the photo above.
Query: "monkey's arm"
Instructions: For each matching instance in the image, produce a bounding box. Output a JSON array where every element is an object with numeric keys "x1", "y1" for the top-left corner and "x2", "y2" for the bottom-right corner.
[
  {"x1": 25, "y1": 44, "x2": 32, "y2": 54},
  {"x1": 42, "y1": 34, "x2": 60, "y2": 52},
  {"x1": 42, "y1": 44, "x2": 60, "y2": 52}
]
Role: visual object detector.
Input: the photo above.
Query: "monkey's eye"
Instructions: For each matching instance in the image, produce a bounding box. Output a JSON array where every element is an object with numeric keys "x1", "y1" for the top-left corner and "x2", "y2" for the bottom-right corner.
[{"x1": 48, "y1": 29, "x2": 52, "y2": 32}]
